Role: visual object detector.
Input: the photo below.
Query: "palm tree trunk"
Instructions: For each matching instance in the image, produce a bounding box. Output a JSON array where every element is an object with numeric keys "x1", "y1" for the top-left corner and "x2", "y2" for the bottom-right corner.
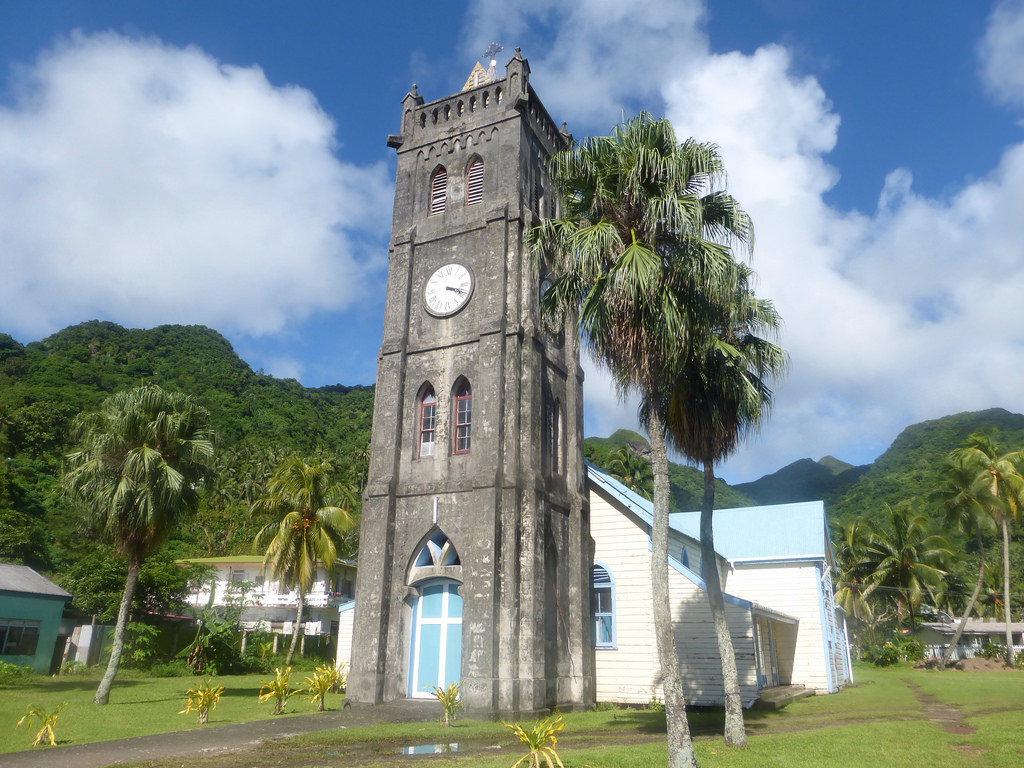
[
  {"x1": 941, "y1": 532, "x2": 986, "y2": 667},
  {"x1": 700, "y1": 460, "x2": 746, "y2": 747},
  {"x1": 286, "y1": 590, "x2": 304, "y2": 667},
  {"x1": 1002, "y1": 517, "x2": 1014, "y2": 667},
  {"x1": 94, "y1": 555, "x2": 140, "y2": 705},
  {"x1": 648, "y1": 413, "x2": 698, "y2": 768}
]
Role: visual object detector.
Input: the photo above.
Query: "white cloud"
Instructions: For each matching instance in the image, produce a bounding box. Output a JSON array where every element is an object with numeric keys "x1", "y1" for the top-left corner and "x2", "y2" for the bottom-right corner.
[
  {"x1": 0, "y1": 31, "x2": 392, "y2": 342},
  {"x1": 979, "y1": 0, "x2": 1024, "y2": 109},
  {"x1": 466, "y1": 0, "x2": 1024, "y2": 483}
]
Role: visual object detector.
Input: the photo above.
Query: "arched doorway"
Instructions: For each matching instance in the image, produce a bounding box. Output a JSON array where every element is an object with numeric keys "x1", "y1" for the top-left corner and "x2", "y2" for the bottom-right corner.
[{"x1": 408, "y1": 578, "x2": 462, "y2": 697}]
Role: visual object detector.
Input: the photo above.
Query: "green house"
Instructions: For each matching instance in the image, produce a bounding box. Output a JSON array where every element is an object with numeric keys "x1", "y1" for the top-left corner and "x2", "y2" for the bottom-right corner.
[{"x1": 0, "y1": 563, "x2": 72, "y2": 673}]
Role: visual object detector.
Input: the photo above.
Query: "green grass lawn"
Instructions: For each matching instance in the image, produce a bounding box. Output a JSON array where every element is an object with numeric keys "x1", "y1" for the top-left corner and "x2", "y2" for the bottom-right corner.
[
  {"x1": 3, "y1": 662, "x2": 1024, "y2": 767},
  {"x1": 0, "y1": 668, "x2": 340, "y2": 753}
]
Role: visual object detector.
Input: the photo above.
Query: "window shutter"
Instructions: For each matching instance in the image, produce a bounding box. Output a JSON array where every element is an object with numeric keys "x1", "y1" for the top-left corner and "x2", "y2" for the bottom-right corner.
[
  {"x1": 466, "y1": 159, "x2": 483, "y2": 205},
  {"x1": 429, "y1": 169, "x2": 447, "y2": 215}
]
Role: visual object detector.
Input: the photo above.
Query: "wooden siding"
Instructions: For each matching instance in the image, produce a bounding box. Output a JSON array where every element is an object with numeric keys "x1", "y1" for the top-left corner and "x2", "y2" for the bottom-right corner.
[
  {"x1": 590, "y1": 489, "x2": 758, "y2": 706},
  {"x1": 336, "y1": 605, "x2": 355, "y2": 670},
  {"x1": 727, "y1": 562, "x2": 833, "y2": 692}
]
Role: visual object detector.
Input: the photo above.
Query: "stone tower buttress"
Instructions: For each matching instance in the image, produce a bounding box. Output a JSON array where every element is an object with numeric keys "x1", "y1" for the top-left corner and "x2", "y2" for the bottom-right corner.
[{"x1": 348, "y1": 50, "x2": 591, "y2": 714}]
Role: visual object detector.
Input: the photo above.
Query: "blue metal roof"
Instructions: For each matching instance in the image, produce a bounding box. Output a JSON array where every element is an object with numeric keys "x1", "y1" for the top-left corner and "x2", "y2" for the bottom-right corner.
[
  {"x1": 669, "y1": 502, "x2": 828, "y2": 562},
  {"x1": 586, "y1": 463, "x2": 828, "y2": 563}
]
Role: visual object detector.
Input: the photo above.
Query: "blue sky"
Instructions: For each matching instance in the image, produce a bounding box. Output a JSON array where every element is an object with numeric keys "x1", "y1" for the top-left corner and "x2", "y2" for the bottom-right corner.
[{"x1": 2, "y1": 1, "x2": 1023, "y2": 483}]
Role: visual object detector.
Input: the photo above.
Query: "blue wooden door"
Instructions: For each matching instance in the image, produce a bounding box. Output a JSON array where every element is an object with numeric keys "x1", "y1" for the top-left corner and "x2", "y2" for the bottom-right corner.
[{"x1": 409, "y1": 579, "x2": 462, "y2": 698}]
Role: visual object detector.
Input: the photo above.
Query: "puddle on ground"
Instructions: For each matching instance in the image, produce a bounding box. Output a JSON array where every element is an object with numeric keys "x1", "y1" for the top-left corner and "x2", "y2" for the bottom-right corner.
[{"x1": 401, "y1": 743, "x2": 459, "y2": 755}]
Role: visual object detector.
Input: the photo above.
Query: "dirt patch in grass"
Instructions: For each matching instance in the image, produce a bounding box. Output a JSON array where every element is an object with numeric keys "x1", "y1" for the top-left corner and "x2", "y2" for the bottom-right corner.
[
  {"x1": 902, "y1": 680, "x2": 975, "y2": 735},
  {"x1": 952, "y1": 657, "x2": 1016, "y2": 672}
]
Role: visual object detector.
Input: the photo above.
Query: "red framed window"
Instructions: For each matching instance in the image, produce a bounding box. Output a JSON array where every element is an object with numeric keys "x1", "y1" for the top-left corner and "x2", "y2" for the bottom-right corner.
[
  {"x1": 454, "y1": 383, "x2": 472, "y2": 454},
  {"x1": 419, "y1": 391, "x2": 437, "y2": 457}
]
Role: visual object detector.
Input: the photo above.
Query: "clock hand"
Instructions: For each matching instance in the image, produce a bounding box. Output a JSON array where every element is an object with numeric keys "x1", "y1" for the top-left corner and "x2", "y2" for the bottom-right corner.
[{"x1": 446, "y1": 286, "x2": 465, "y2": 295}]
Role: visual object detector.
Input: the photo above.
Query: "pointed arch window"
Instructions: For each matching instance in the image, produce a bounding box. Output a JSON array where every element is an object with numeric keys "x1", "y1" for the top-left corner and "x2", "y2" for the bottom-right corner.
[
  {"x1": 591, "y1": 564, "x2": 615, "y2": 648},
  {"x1": 414, "y1": 530, "x2": 461, "y2": 568},
  {"x1": 419, "y1": 388, "x2": 437, "y2": 458},
  {"x1": 429, "y1": 168, "x2": 447, "y2": 215},
  {"x1": 466, "y1": 158, "x2": 484, "y2": 206},
  {"x1": 454, "y1": 381, "x2": 472, "y2": 454}
]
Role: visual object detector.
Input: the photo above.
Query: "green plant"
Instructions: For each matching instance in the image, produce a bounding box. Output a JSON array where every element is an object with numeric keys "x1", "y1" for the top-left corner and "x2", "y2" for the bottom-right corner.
[
  {"x1": 0, "y1": 660, "x2": 32, "y2": 685},
  {"x1": 979, "y1": 641, "x2": 1007, "y2": 660},
  {"x1": 505, "y1": 713, "x2": 565, "y2": 768},
  {"x1": 871, "y1": 643, "x2": 901, "y2": 667},
  {"x1": 258, "y1": 667, "x2": 298, "y2": 715},
  {"x1": 123, "y1": 621, "x2": 161, "y2": 668},
  {"x1": 179, "y1": 680, "x2": 224, "y2": 724},
  {"x1": 59, "y1": 660, "x2": 86, "y2": 676},
  {"x1": 1015, "y1": 648, "x2": 1024, "y2": 667},
  {"x1": 429, "y1": 680, "x2": 463, "y2": 727},
  {"x1": 302, "y1": 666, "x2": 337, "y2": 712},
  {"x1": 15, "y1": 701, "x2": 67, "y2": 746},
  {"x1": 645, "y1": 695, "x2": 665, "y2": 712}
]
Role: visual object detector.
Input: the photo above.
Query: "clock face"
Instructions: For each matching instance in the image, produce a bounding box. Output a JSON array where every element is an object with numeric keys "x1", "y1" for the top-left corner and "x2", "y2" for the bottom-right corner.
[{"x1": 424, "y1": 263, "x2": 474, "y2": 317}]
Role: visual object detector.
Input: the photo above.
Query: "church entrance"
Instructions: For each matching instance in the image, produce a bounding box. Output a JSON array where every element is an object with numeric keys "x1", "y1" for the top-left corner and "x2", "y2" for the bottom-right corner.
[{"x1": 408, "y1": 579, "x2": 462, "y2": 698}]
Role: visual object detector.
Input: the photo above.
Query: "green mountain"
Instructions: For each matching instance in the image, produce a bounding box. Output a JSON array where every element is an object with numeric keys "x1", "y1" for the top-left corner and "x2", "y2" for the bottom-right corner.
[
  {"x1": 828, "y1": 408, "x2": 1024, "y2": 529},
  {"x1": 733, "y1": 457, "x2": 868, "y2": 507},
  {"x1": 0, "y1": 321, "x2": 374, "y2": 568},
  {"x1": 583, "y1": 430, "x2": 757, "y2": 512}
]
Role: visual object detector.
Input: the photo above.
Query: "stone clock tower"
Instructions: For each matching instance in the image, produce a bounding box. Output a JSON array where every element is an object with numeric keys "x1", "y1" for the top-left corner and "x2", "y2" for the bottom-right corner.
[{"x1": 347, "y1": 50, "x2": 592, "y2": 714}]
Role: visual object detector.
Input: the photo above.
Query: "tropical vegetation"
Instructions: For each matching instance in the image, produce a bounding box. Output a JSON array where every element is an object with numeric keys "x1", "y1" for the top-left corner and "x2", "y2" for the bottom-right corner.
[
  {"x1": 532, "y1": 112, "x2": 765, "y2": 763},
  {"x1": 251, "y1": 456, "x2": 356, "y2": 666},
  {"x1": 62, "y1": 384, "x2": 215, "y2": 705}
]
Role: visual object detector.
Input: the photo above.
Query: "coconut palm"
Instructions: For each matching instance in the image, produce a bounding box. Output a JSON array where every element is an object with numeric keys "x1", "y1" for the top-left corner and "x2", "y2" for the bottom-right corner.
[
  {"x1": 932, "y1": 453, "x2": 998, "y2": 665},
  {"x1": 831, "y1": 519, "x2": 877, "y2": 626},
  {"x1": 251, "y1": 456, "x2": 355, "y2": 666},
  {"x1": 531, "y1": 113, "x2": 752, "y2": 766},
  {"x1": 62, "y1": 384, "x2": 214, "y2": 705},
  {"x1": 862, "y1": 504, "x2": 951, "y2": 630},
  {"x1": 952, "y1": 432, "x2": 1024, "y2": 666},
  {"x1": 606, "y1": 445, "x2": 653, "y2": 500},
  {"x1": 658, "y1": 261, "x2": 785, "y2": 746}
]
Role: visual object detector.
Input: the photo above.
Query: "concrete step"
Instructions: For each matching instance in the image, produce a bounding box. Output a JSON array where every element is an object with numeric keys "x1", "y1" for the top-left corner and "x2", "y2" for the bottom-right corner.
[{"x1": 754, "y1": 684, "x2": 815, "y2": 710}]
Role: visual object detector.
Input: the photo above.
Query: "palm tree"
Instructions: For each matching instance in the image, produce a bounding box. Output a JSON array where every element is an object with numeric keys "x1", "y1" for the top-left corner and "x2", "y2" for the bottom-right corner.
[
  {"x1": 251, "y1": 456, "x2": 355, "y2": 666},
  {"x1": 531, "y1": 113, "x2": 752, "y2": 767},
  {"x1": 62, "y1": 384, "x2": 214, "y2": 705},
  {"x1": 606, "y1": 445, "x2": 653, "y2": 500},
  {"x1": 831, "y1": 519, "x2": 877, "y2": 627},
  {"x1": 659, "y1": 262, "x2": 785, "y2": 746},
  {"x1": 862, "y1": 504, "x2": 951, "y2": 630},
  {"x1": 932, "y1": 453, "x2": 997, "y2": 665},
  {"x1": 952, "y1": 432, "x2": 1024, "y2": 666}
]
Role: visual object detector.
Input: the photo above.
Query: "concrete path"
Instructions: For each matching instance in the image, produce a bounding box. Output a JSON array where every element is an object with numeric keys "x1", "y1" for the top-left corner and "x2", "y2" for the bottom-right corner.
[{"x1": 0, "y1": 700, "x2": 438, "y2": 768}]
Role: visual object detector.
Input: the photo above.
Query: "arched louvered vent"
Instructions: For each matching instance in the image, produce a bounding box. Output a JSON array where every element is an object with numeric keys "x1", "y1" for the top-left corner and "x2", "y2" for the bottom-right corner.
[
  {"x1": 430, "y1": 168, "x2": 447, "y2": 216},
  {"x1": 466, "y1": 159, "x2": 483, "y2": 206}
]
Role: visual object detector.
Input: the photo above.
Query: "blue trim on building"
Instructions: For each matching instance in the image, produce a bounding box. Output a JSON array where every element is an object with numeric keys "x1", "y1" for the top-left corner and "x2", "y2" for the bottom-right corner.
[{"x1": 814, "y1": 563, "x2": 835, "y2": 693}]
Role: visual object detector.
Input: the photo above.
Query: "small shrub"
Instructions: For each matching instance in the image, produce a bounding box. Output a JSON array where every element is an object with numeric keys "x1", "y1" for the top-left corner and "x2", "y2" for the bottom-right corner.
[
  {"x1": 592, "y1": 701, "x2": 618, "y2": 711},
  {"x1": 429, "y1": 680, "x2": 463, "y2": 727},
  {"x1": 59, "y1": 660, "x2": 86, "y2": 676},
  {"x1": 1015, "y1": 648, "x2": 1024, "y2": 667},
  {"x1": 901, "y1": 637, "x2": 924, "y2": 662},
  {"x1": 505, "y1": 713, "x2": 565, "y2": 768},
  {"x1": 0, "y1": 660, "x2": 33, "y2": 685},
  {"x1": 978, "y1": 641, "x2": 1006, "y2": 660},
  {"x1": 179, "y1": 680, "x2": 224, "y2": 724},
  {"x1": 302, "y1": 666, "x2": 336, "y2": 712},
  {"x1": 871, "y1": 642, "x2": 901, "y2": 667},
  {"x1": 15, "y1": 701, "x2": 67, "y2": 746},
  {"x1": 258, "y1": 667, "x2": 298, "y2": 715},
  {"x1": 645, "y1": 695, "x2": 665, "y2": 712}
]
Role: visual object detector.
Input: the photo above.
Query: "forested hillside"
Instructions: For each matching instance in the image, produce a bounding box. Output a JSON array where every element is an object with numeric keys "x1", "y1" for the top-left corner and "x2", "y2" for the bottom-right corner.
[
  {"x1": 3, "y1": 320, "x2": 1023, "y2": 627},
  {"x1": 0, "y1": 321, "x2": 374, "y2": 586}
]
